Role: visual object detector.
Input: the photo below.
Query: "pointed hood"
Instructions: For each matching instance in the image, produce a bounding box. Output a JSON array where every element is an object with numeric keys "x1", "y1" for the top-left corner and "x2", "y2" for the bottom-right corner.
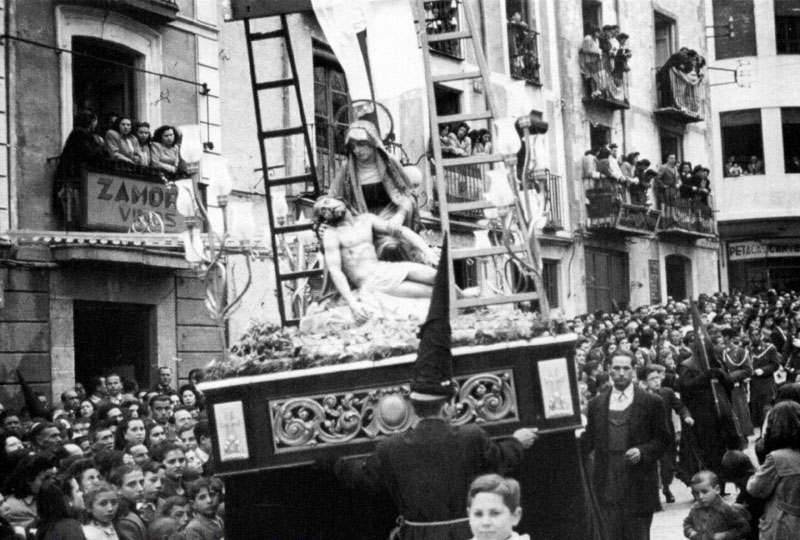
[{"x1": 410, "y1": 235, "x2": 455, "y2": 400}]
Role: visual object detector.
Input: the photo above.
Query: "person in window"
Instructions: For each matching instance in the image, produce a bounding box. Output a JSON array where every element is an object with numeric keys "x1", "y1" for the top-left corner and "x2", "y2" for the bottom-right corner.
[
  {"x1": 449, "y1": 122, "x2": 472, "y2": 156},
  {"x1": 150, "y1": 125, "x2": 182, "y2": 177},
  {"x1": 508, "y1": 12, "x2": 529, "y2": 74},
  {"x1": 104, "y1": 117, "x2": 141, "y2": 165},
  {"x1": 723, "y1": 156, "x2": 741, "y2": 177},
  {"x1": 133, "y1": 122, "x2": 152, "y2": 167},
  {"x1": 328, "y1": 120, "x2": 418, "y2": 259},
  {"x1": 473, "y1": 128, "x2": 492, "y2": 155},
  {"x1": 54, "y1": 111, "x2": 106, "y2": 226},
  {"x1": 743, "y1": 155, "x2": 765, "y2": 175}
]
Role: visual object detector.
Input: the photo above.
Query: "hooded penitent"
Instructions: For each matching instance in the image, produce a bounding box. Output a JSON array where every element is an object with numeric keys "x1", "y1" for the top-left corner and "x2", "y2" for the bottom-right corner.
[{"x1": 410, "y1": 235, "x2": 455, "y2": 400}]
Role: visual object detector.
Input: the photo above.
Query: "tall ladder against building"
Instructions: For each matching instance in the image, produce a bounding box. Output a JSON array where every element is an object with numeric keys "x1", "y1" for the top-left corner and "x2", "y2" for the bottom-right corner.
[
  {"x1": 415, "y1": 0, "x2": 547, "y2": 316},
  {"x1": 243, "y1": 15, "x2": 322, "y2": 327}
]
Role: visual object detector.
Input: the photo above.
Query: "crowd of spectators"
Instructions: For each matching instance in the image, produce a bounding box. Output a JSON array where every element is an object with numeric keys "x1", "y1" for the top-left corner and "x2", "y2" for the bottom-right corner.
[
  {"x1": 582, "y1": 143, "x2": 712, "y2": 221},
  {"x1": 438, "y1": 122, "x2": 493, "y2": 158},
  {"x1": 566, "y1": 288, "x2": 800, "y2": 538},
  {"x1": 656, "y1": 47, "x2": 706, "y2": 113},
  {"x1": 54, "y1": 110, "x2": 187, "y2": 225},
  {"x1": 0, "y1": 366, "x2": 222, "y2": 540},
  {"x1": 724, "y1": 155, "x2": 765, "y2": 177},
  {"x1": 579, "y1": 24, "x2": 632, "y2": 101}
]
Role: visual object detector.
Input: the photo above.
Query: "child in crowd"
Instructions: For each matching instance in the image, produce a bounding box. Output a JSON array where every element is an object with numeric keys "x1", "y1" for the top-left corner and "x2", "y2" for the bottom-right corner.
[
  {"x1": 153, "y1": 442, "x2": 188, "y2": 498},
  {"x1": 109, "y1": 464, "x2": 147, "y2": 540},
  {"x1": 83, "y1": 483, "x2": 120, "y2": 540},
  {"x1": 684, "y1": 470, "x2": 750, "y2": 540},
  {"x1": 721, "y1": 450, "x2": 762, "y2": 540},
  {"x1": 466, "y1": 474, "x2": 528, "y2": 540},
  {"x1": 159, "y1": 496, "x2": 191, "y2": 531},
  {"x1": 183, "y1": 477, "x2": 224, "y2": 540}
]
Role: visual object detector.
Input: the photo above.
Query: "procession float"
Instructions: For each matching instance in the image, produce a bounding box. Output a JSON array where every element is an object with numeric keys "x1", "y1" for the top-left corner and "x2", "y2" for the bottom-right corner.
[{"x1": 195, "y1": 1, "x2": 594, "y2": 538}]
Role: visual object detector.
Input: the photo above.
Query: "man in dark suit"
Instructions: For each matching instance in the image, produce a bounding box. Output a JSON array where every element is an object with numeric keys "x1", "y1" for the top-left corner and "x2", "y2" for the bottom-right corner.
[
  {"x1": 335, "y1": 237, "x2": 538, "y2": 540},
  {"x1": 641, "y1": 364, "x2": 693, "y2": 504},
  {"x1": 583, "y1": 349, "x2": 671, "y2": 540}
]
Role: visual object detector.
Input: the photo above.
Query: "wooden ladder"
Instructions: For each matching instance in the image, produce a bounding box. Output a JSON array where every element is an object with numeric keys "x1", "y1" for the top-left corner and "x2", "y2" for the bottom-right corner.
[
  {"x1": 243, "y1": 15, "x2": 323, "y2": 326},
  {"x1": 414, "y1": 0, "x2": 548, "y2": 316}
]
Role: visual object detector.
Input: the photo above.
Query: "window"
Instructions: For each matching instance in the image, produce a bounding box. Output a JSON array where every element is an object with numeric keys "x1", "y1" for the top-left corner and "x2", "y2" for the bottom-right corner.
[
  {"x1": 582, "y1": 1, "x2": 602, "y2": 38},
  {"x1": 589, "y1": 124, "x2": 611, "y2": 150},
  {"x1": 72, "y1": 37, "x2": 140, "y2": 120},
  {"x1": 711, "y1": 0, "x2": 757, "y2": 60},
  {"x1": 782, "y1": 108, "x2": 800, "y2": 172},
  {"x1": 654, "y1": 12, "x2": 675, "y2": 67},
  {"x1": 423, "y1": 1, "x2": 462, "y2": 58},
  {"x1": 313, "y1": 56, "x2": 351, "y2": 192},
  {"x1": 658, "y1": 128, "x2": 683, "y2": 164},
  {"x1": 776, "y1": 0, "x2": 800, "y2": 54},
  {"x1": 454, "y1": 259, "x2": 478, "y2": 289},
  {"x1": 506, "y1": 0, "x2": 541, "y2": 84},
  {"x1": 720, "y1": 109, "x2": 764, "y2": 175},
  {"x1": 542, "y1": 259, "x2": 560, "y2": 308},
  {"x1": 585, "y1": 248, "x2": 629, "y2": 314}
]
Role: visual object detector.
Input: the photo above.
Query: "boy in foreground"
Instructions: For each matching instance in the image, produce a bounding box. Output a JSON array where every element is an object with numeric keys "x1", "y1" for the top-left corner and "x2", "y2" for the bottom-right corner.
[{"x1": 683, "y1": 470, "x2": 750, "y2": 540}]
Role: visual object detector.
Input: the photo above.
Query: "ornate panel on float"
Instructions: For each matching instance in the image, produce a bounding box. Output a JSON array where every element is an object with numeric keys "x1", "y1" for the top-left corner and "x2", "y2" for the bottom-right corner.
[{"x1": 200, "y1": 334, "x2": 579, "y2": 475}]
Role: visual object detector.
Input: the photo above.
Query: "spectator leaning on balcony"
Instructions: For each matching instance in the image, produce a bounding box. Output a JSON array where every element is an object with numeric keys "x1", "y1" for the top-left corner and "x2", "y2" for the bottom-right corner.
[
  {"x1": 150, "y1": 125, "x2": 182, "y2": 177},
  {"x1": 104, "y1": 117, "x2": 141, "y2": 165},
  {"x1": 597, "y1": 147, "x2": 637, "y2": 195},
  {"x1": 508, "y1": 12, "x2": 529, "y2": 72},
  {"x1": 613, "y1": 32, "x2": 632, "y2": 80},
  {"x1": 54, "y1": 110, "x2": 105, "y2": 225},
  {"x1": 621, "y1": 152, "x2": 639, "y2": 179},
  {"x1": 654, "y1": 153, "x2": 679, "y2": 207},
  {"x1": 448, "y1": 122, "x2": 472, "y2": 156},
  {"x1": 472, "y1": 129, "x2": 492, "y2": 155},
  {"x1": 678, "y1": 161, "x2": 694, "y2": 198},
  {"x1": 579, "y1": 26, "x2": 603, "y2": 99},
  {"x1": 133, "y1": 122, "x2": 152, "y2": 167}
]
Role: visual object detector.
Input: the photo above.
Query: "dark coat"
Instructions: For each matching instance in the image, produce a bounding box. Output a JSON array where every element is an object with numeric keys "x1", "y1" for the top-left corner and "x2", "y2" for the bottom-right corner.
[
  {"x1": 583, "y1": 385, "x2": 671, "y2": 514},
  {"x1": 336, "y1": 418, "x2": 524, "y2": 523},
  {"x1": 677, "y1": 356, "x2": 745, "y2": 479}
]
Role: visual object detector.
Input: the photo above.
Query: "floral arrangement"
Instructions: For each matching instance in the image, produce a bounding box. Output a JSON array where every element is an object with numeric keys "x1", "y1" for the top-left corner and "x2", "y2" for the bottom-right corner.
[{"x1": 205, "y1": 306, "x2": 558, "y2": 380}]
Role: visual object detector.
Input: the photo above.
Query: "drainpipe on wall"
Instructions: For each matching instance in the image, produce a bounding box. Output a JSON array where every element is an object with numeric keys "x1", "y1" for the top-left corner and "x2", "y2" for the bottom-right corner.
[{"x1": 5, "y1": 0, "x2": 15, "y2": 231}]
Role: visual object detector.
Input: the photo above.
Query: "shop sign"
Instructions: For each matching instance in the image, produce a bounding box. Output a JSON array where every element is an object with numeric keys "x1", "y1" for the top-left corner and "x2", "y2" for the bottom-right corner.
[
  {"x1": 728, "y1": 241, "x2": 800, "y2": 261},
  {"x1": 81, "y1": 171, "x2": 183, "y2": 232}
]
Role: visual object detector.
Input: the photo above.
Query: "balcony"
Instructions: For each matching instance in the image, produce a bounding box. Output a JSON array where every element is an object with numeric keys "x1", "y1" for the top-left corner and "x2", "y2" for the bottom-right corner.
[
  {"x1": 655, "y1": 68, "x2": 706, "y2": 124},
  {"x1": 657, "y1": 187, "x2": 717, "y2": 240},
  {"x1": 581, "y1": 62, "x2": 629, "y2": 110},
  {"x1": 523, "y1": 169, "x2": 563, "y2": 231},
  {"x1": 56, "y1": 0, "x2": 179, "y2": 24},
  {"x1": 423, "y1": 1, "x2": 463, "y2": 59},
  {"x1": 435, "y1": 161, "x2": 488, "y2": 220},
  {"x1": 584, "y1": 178, "x2": 660, "y2": 235},
  {"x1": 508, "y1": 22, "x2": 541, "y2": 85},
  {"x1": 59, "y1": 159, "x2": 188, "y2": 233}
]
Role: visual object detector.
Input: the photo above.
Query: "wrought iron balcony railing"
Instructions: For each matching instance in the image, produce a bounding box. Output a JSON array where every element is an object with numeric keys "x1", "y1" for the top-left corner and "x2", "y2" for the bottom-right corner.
[
  {"x1": 423, "y1": 0, "x2": 463, "y2": 59},
  {"x1": 655, "y1": 68, "x2": 706, "y2": 123},
  {"x1": 583, "y1": 177, "x2": 660, "y2": 235},
  {"x1": 657, "y1": 186, "x2": 716, "y2": 237},
  {"x1": 508, "y1": 22, "x2": 541, "y2": 85},
  {"x1": 580, "y1": 55, "x2": 629, "y2": 110}
]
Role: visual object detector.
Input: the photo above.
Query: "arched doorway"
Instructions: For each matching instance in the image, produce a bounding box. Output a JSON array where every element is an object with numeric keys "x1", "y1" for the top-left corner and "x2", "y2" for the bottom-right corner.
[{"x1": 665, "y1": 254, "x2": 692, "y2": 301}]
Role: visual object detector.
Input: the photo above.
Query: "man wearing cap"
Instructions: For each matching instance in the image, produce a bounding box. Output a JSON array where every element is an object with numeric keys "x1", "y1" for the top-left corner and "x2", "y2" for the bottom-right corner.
[{"x1": 335, "y1": 237, "x2": 538, "y2": 540}]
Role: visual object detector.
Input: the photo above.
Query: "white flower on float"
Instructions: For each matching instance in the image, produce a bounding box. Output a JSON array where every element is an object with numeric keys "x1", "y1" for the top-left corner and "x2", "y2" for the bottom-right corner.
[
  {"x1": 178, "y1": 125, "x2": 204, "y2": 166},
  {"x1": 271, "y1": 191, "x2": 289, "y2": 225},
  {"x1": 175, "y1": 182, "x2": 196, "y2": 218},
  {"x1": 485, "y1": 165, "x2": 516, "y2": 208},
  {"x1": 204, "y1": 156, "x2": 234, "y2": 204}
]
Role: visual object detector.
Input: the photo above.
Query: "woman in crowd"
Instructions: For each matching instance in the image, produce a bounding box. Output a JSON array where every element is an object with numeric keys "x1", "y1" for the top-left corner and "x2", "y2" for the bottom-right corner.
[
  {"x1": 0, "y1": 452, "x2": 58, "y2": 531},
  {"x1": 150, "y1": 125, "x2": 182, "y2": 176},
  {"x1": 747, "y1": 400, "x2": 800, "y2": 540},
  {"x1": 78, "y1": 401, "x2": 95, "y2": 421},
  {"x1": 104, "y1": 117, "x2": 140, "y2": 165},
  {"x1": 178, "y1": 385, "x2": 201, "y2": 418},
  {"x1": 448, "y1": 122, "x2": 472, "y2": 156},
  {"x1": 113, "y1": 418, "x2": 147, "y2": 451},
  {"x1": 32, "y1": 475, "x2": 86, "y2": 540},
  {"x1": 472, "y1": 128, "x2": 492, "y2": 155}
]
